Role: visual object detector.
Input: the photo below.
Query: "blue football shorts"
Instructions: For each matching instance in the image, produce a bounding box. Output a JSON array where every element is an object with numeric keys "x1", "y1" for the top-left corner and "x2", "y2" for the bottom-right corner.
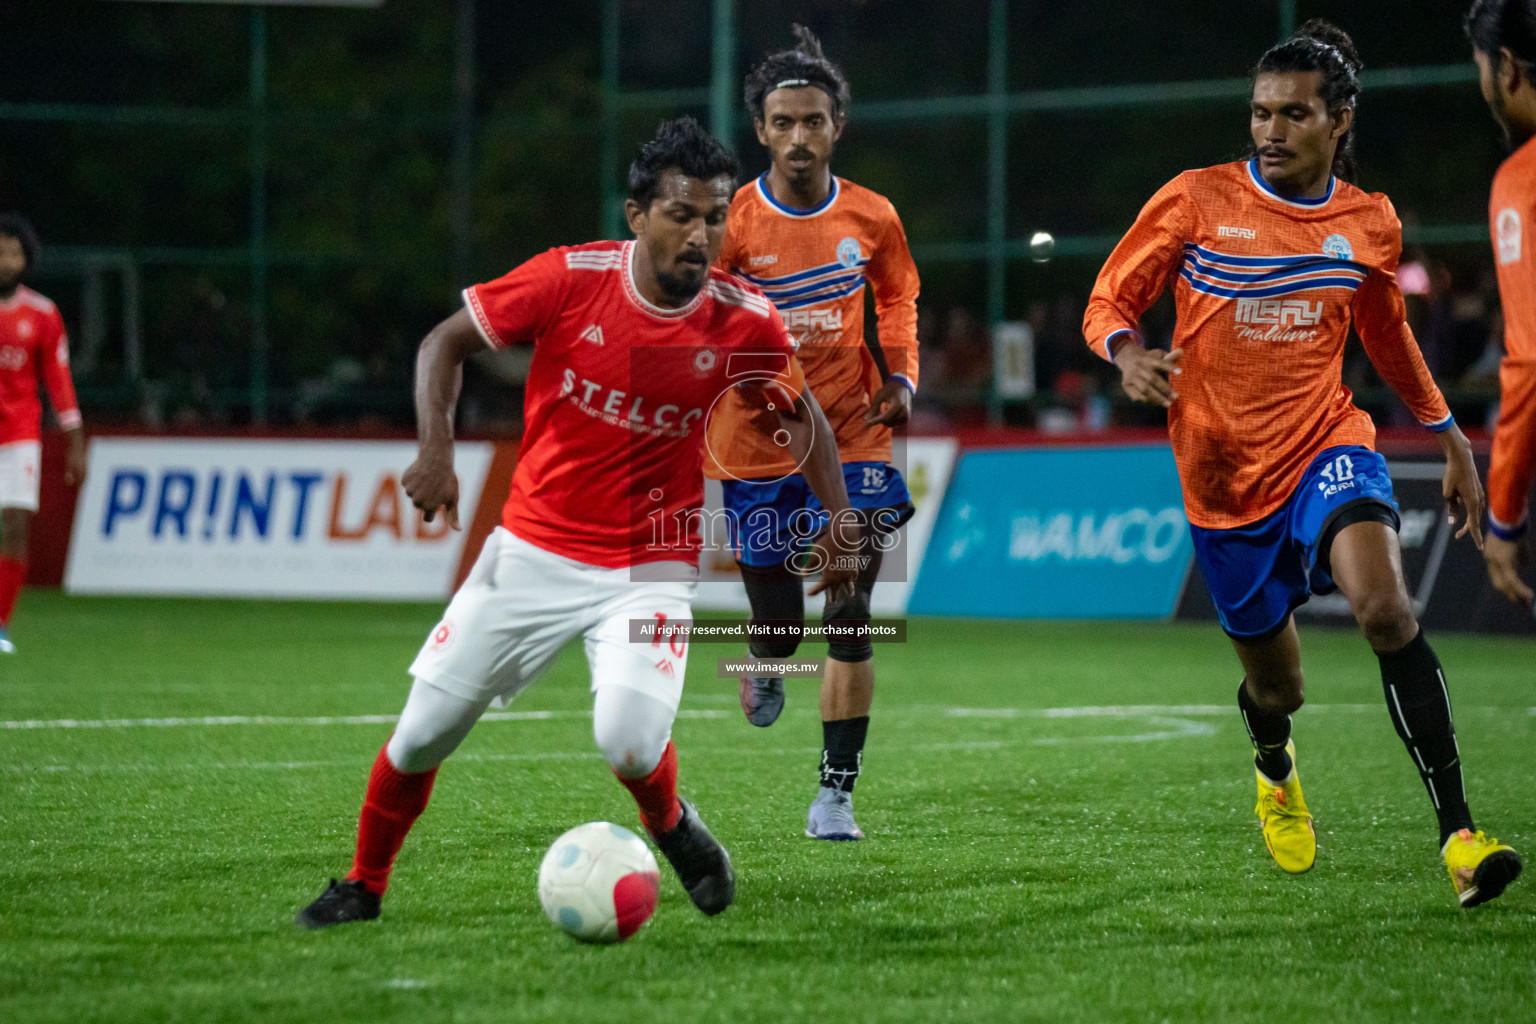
[
  {"x1": 1189, "y1": 445, "x2": 1400, "y2": 641},
  {"x1": 721, "y1": 461, "x2": 915, "y2": 568}
]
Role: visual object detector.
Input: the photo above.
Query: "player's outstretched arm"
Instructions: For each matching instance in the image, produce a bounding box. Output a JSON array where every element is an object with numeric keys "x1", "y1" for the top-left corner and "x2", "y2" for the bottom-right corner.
[
  {"x1": 775, "y1": 388, "x2": 858, "y2": 600},
  {"x1": 401, "y1": 308, "x2": 485, "y2": 530},
  {"x1": 1353, "y1": 267, "x2": 1483, "y2": 548}
]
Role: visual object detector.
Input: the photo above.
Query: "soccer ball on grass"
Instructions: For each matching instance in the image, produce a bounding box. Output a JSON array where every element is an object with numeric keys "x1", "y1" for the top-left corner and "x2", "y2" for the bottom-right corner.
[{"x1": 537, "y1": 822, "x2": 660, "y2": 944}]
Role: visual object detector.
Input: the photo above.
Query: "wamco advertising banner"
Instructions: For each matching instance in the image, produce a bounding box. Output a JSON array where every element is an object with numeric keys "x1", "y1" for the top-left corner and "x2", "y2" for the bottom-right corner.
[{"x1": 908, "y1": 444, "x2": 1193, "y2": 619}]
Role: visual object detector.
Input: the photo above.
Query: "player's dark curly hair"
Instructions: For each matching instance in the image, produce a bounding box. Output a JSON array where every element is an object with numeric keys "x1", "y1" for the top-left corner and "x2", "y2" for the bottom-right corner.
[
  {"x1": 0, "y1": 213, "x2": 40, "y2": 273},
  {"x1": 1467, "y1": 0, "x2": 1536, "y2": 65},
  {"x1": 743, "y1": 24, "x2": 850, "y2": 124},
  {"x1": 1251, "y1": 19, "x2": 1364, "y2": 182},
  {"x1": 626, "y1": 116, "x2": 740, "y2": 208}
]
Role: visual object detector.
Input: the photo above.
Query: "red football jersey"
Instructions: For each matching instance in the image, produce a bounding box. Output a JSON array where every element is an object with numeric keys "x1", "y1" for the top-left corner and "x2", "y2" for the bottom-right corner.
[
  {"x1": 0, "y1": 285, "x2": 81, "y2": 446},
  {"x1": 463, "y1": 240, "x2": 805, "y2": 568}
]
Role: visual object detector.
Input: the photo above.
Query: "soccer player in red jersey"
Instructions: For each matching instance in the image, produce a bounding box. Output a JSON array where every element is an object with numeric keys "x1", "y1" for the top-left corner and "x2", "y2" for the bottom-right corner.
[
  {"x1": 0, "y1": 214, "x2": 87, "y2": 655},
  {"x1": 705, "y1": 27, "x2": 921, "y2": 841},
  {"x1": 1469, "y1": 0, "x2": 1536, "y2": 607},
  {"x1": 297, "y1": 119, "x2": 859, "y2": 929},
  {"x1": 1084, "y1": 22, "x2": 1521, "y2": 907}
]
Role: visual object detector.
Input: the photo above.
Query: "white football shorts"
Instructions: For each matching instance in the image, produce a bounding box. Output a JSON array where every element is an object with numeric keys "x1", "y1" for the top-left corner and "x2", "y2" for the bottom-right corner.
[
  {"x1": 0, "y1": 440, "x2": 41, "y2": 512},
  {"x1": 409, "y1": 527, "x2": 697, "y2": 712}
]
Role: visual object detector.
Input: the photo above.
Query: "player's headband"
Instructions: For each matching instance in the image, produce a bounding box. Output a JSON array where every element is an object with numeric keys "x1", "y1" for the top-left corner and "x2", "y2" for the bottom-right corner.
[{"x1": 769, "y1": 76, "x2": 841, "y2": 108}]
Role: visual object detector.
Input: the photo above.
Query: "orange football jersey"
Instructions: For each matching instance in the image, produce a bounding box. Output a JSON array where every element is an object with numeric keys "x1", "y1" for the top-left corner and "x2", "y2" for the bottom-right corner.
[
  {"x1": 1487, "y1": 134, "x2": 1536, "y2": 538},
  {"x1": 1084, "y1": 159, "x2": 1451, "y2": 529},
  {"x1": 704, "y1": 174, "x2": 920, "y2": 480}
]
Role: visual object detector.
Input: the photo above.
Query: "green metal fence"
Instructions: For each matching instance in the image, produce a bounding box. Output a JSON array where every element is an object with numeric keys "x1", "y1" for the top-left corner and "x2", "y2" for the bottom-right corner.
[{"x1": 5, "y1": 0, "x2": 1493, "y2": 423}]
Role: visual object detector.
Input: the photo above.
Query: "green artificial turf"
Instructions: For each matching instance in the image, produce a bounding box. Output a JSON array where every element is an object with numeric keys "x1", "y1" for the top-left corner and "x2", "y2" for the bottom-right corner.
[{"x1": 1, "y1": 592, "x2": 1532, "y2": 1023}]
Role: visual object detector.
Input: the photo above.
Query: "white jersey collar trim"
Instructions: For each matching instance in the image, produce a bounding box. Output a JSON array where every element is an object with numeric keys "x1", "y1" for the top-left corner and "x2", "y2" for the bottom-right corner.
[{"x1": 622, "y1": 241, "x2": 709, "y2": 320}]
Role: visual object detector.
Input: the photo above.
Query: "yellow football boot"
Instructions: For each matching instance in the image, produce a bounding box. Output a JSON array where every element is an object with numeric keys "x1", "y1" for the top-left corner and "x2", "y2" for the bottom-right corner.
[
  {"x1": 1254, "y1": 740, "x2": 1315, "y2": 874},
  {"x1": 1443, "y1": 828, "x2": 1522, "y2": 908}
]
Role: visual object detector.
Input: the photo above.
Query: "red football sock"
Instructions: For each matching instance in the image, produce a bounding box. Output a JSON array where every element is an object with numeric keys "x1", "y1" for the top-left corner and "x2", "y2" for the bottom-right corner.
[
  {"x1": 616, "y1": 740, "x2": 682, "y2": 836},
  {"x1": 346, "y1": 742, "x2": 438, "y2": 896},
  {"x1": 0, "y1": 557, "x2": 26, "y2": 626}
]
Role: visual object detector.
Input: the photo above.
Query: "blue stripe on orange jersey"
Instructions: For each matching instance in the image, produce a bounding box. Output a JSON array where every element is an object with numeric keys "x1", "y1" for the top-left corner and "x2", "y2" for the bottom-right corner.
[
  {"x1": 742, "y1": 266, "x2": 869, "y2": 301},
  {"x1": 736, "y1": 256, "x2": 870, "y2": 289}
]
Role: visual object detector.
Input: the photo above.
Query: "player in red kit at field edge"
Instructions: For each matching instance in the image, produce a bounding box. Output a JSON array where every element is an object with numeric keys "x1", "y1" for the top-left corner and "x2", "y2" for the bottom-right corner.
[
  {"x1": 1469, "y1": 0, "x2": 1536, "y2": 608},
  {"x1": 0, "y1": 214, "x2": 87, "y2": 655},
  {"x1": 297, "y1": 118, "x2": 859, "y2": 929}
]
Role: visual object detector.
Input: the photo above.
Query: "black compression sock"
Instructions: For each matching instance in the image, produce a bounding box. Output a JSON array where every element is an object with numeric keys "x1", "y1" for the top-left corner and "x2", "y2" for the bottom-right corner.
[
  {"x1": 1378, "y1": 629, "x2": 1474, "y2": 846},
  {"x1": 1237, "y1": 681, "x2": 1294, "y2": 781},
  {"x1": 820, "y1": 716, "x2": 869, "y2": 793}
]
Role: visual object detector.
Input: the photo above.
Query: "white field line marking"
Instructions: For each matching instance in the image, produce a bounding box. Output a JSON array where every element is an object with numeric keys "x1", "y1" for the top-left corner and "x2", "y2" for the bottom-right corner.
[
  {"x1": 945, "y1": 705, "x2": 1228, "y2": 718},
  {"x1": 940, "y1": 703, "x2": 1516, "y2": 718},
  {"x1": 4, "y1": 740, "x2": 1023, "y2": 775},
  {"x1": 5, "y1": 703, "x2": 1525, "y2": 733},
  {"x1": 1033, "y1": 716, "x2": 1216, "y2": 744},
  {"x1": 0, "y1": 709, "x2": 731, "y2": 731}
]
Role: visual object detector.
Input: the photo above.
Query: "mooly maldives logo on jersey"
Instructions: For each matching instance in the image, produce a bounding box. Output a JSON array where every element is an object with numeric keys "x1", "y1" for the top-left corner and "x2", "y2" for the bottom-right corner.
[
  {"x1": 1497, "y1": 208, "x2": 1522, "y2": 265},
  {"x1": 1233, "y1": 297, "x2": 1324, "y2": 343},
  {"x1": 1322, "y1": 233, "x2": 1353, "y2": 261},
  {"x1": 784, "y1": 307, "x2": 843, "y2": 345},
  {"x1": 693, "y1": 347, "x2": 719, "y2": 374},
  {"x1": 836, "y1": 237, "x2": 862, "y2": 269},
  {"x1": 15, "y1": 319, "x2": 33, "y2": 339}
]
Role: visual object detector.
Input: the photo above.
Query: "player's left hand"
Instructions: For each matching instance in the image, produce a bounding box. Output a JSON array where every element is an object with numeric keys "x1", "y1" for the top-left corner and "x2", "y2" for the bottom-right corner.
[
  {"x1": 64, "y1": 431, "x2": 88, "y2": 487},
  {"x1": 1483, "y1": 533, "x2": 1534, "y2": 606},
  {"x1": 1439, "y1": 428, "x2": 1484, "y2": 550},
  {"x1": 863, "y1": 379, "x2": 912, "y2": 427}
]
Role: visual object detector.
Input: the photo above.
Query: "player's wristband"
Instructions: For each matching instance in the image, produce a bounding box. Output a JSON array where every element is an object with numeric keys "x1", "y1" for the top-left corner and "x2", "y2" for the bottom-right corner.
[
  {"x1": 1422, "y1": 412, "x2": 1455, "y2": 433},
  {"x1": 1488, "y1": 512, "x2": 1529, "y2": 542},
  {"x1": 1102, "y1": 329, "x2": 1141, "y2": 362},
  {"x1": 889, "y1": 374, "x2": 916, "y2": 395}
]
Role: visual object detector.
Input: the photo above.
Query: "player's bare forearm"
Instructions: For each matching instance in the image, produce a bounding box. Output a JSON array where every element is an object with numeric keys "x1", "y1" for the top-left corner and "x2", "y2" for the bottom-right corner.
[
  {"x1": 1435, "y1": 424, "x2": 1485, "y2": 548},
  {"x1": 414, "y1": 309, "x2": 485, "y2": 456},
  {"x1": 64, "y1": 425, "x2": 87, "y2": 487},
  {"x1": 780, "y1": 390, "x2": 858, "y2": 597},
  {"x1": 782, "y1": 389, "x2": 849, "y2": 517},
  {"x1": 405, "y1": 309, "x2": 484, "y2": 529}
]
